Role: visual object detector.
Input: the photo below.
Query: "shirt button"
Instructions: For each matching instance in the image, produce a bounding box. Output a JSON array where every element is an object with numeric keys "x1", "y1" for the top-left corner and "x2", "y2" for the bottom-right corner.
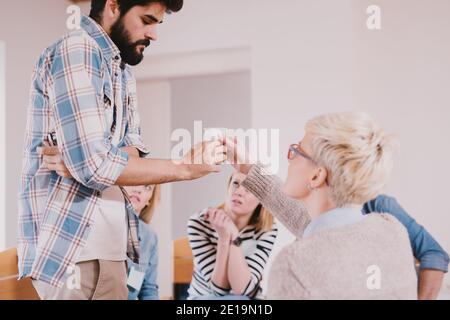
[
  {"x1": 114, "y1": 55, "x2": 120, "y2": 61},
  {"x1": 115, "y1": 72, "x2": 119, "y2": 77}
]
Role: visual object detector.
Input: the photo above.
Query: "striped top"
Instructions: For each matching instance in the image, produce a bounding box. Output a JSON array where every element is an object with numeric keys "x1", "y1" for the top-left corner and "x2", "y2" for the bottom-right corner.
[{"x1": 187, "y1": 209, "x2": 278, "y2": 299}]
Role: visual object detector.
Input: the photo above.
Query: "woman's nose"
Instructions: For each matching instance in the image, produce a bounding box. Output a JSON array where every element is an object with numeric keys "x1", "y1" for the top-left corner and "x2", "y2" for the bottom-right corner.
[{"x1": 234, "y1": 187, "x2": 246, "y2": 196}]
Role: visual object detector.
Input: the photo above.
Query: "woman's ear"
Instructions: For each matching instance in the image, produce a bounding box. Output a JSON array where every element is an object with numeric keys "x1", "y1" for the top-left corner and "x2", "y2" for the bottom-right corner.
[{"x1": 310, "y1": 167, "x2": 328, "y2": 189}]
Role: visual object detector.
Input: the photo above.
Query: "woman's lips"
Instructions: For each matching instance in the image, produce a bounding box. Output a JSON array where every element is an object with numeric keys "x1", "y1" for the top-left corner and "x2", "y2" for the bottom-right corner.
[
  {"x1": 231, "y1": 199, "x2": 242, "y2": 205},
  {"x1": 129, "y1": 195, "x2": 141, "y2": 203}
]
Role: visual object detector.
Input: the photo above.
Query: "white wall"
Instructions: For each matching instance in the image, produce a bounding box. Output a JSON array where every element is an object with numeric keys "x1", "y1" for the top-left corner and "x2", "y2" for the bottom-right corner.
[
  {"x1": 2, "y1": 0, "x2": 449, "y2": 295},
  {"x1": 134, "y1": 0, "x2": 357, "y2": 266},
  {"x1": 170, "y1": 72, "x2": 252, "y2": 239},
  {"x1": 136, "y1": 72, "x2": 252, "y2": 297},
  {"x1": 352, "y1": 0, "x2": 450, "y2": 255},
  {"x1": 135, "y1": 0, "x2": 450, "y2": 291},
  {"x1": 0, "y1": 0, "x2": 70, "y2": 248},
  {"x1": 352, "y1": 0, "x2": 450, "y2": 294}
]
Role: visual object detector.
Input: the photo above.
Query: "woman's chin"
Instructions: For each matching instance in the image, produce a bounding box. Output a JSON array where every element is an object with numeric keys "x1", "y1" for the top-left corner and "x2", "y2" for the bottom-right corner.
[
  {"x1": 283, "y1": 183, "x2": 303, "y2": 199},
  {"x1": 230, "y1": 203, "x2": 241, "y2": 212},
  {"x1": 229, "y1": 206, "x2": 250, "y2": 216},
  {"x1": 130, "y1": 201, "x2": 141, "y2": 212}
]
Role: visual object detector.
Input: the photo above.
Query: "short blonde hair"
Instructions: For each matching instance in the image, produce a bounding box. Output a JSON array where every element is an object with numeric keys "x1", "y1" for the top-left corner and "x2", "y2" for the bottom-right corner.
[
  {"x1": 305, "y1": 112, "x2": 395, "y2": 207},
  {"x1": 139, "y1": 185, "x2": 161, "y2": 224}
]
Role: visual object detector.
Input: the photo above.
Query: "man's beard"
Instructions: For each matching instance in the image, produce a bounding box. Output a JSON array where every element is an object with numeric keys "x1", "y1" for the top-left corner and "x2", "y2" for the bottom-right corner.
[{"x1": 110, "y1": 17, "x2": 150, "y2": 66}]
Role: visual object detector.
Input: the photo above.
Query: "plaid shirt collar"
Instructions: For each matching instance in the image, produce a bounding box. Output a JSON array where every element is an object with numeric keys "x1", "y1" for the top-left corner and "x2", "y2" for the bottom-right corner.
[{"x1": 81, "y1": 15, "x2": 123, "y2": 65}]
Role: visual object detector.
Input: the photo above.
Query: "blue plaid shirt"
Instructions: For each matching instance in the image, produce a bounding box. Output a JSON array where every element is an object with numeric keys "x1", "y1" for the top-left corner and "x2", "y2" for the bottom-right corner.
[{"x1": 18, "y1": 16, "x2": 149, "y2": 287}]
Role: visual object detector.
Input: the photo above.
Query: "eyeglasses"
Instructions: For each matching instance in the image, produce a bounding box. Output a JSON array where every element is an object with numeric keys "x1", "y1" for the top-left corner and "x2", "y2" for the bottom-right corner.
[
  {"x1": 287, "y1": 143, "x2": 330, "y2": 186},
  {"x1": 287, "y1": 143, "x2": 314, "y2": 161}
]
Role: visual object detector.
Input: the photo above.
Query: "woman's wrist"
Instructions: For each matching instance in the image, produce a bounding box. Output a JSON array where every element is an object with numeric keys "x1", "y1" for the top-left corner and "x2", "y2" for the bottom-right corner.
[
  {"x1": 217, "y1": 232, "x2": 231, "y2": 246},
  {"x1": 230, "y1": 232, "x2": 239, "y2": 242},
  {"x1": 238, "y1": 164, "x2": 254, "y2": 175}
]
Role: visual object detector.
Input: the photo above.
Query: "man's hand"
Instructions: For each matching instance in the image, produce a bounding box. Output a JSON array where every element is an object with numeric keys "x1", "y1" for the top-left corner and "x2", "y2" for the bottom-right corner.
[
  {"x1": 418, "y1": 269, "x2": 444, "y2": 300},
  {"x1": 38, "y1": 141, "x2": 73, "y2": 179},
  {"x1": 178, "y1": 140, "x2": 228, "y2": 180},
  {"x1": 38, "y1": 143, "x2": 140, "y2": 180}
]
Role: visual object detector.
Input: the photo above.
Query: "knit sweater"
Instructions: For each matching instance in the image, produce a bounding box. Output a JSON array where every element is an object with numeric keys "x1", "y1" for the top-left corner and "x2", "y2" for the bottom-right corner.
[{"x1": 242, "y1": 165, "x2": 418, "y2": 300}]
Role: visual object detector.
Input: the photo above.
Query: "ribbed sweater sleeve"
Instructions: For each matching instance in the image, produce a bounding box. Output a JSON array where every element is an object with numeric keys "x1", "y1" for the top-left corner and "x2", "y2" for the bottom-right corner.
[{"x1": 242, "y1": 165, "x2": 311, "y2": 238}]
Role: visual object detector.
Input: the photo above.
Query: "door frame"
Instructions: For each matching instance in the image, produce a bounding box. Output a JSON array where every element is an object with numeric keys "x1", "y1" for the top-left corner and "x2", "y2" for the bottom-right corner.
[
  {"x1": 133, "y1": 47, "x2": 251, "y2": 298},
  {"x1": 0, "y1": 42, "x2": 6, "y2": 251}
]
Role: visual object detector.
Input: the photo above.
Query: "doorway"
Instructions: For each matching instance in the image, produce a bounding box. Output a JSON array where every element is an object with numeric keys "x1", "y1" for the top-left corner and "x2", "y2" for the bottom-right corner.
[
  {"x1": 0, "y1": 42, "x2": 6, "y2": 251},
  {"x1": 134, "y1": 48, "x2": 252, "y2": 298}
]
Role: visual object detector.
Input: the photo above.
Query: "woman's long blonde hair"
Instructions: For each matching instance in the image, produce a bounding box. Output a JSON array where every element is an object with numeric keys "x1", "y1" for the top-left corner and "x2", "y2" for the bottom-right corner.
[
  {"x1": 219, "y1": 173, "x2": 274, "y2": 232},
  {"x1": 139, "y1": 185, "x2": 162, "y2": 224}
]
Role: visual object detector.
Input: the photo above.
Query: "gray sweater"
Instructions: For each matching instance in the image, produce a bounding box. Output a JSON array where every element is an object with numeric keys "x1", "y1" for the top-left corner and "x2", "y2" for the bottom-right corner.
[{"x1": 242, "y1": 165, "x2": 418, "y2": 300}]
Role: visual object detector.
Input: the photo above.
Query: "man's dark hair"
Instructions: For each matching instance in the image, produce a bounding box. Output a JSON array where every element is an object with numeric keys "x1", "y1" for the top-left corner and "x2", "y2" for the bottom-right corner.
[{"x1": 90, "y1": 0, "x2": 183, "y2": 23}]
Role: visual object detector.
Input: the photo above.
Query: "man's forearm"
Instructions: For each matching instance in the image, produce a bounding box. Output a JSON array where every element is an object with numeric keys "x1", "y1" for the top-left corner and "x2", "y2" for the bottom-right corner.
[
  {"x1": 418, "y1": 269, "x2": 444, "y2": 300},
  {"x1": 121, "y1": 146, "x2": 140, "y2": 158},
  {"x1": 41, "y1": 142, "x2": 221, "y2": 188},
  {"x1": 115, "y1": 156, "x2": 190, "y2": 186}
]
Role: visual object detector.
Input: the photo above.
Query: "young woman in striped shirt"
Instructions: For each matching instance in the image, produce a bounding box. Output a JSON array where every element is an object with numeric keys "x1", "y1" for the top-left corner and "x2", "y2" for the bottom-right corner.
[{"x1": 187, "y1": 171, "x2": 278, "y2": 300}]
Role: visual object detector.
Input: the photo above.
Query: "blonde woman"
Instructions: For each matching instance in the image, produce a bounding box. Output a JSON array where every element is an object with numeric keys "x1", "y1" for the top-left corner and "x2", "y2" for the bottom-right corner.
[
  {"x1": 228, "y1": 112, "x2": 418, "y2": 299},
  {"x1": 124, "y1": 184, "x2": 161, "y2": 300},
  {"x1": 187, "y1": 171, "x2": 278, "y2": 300}
]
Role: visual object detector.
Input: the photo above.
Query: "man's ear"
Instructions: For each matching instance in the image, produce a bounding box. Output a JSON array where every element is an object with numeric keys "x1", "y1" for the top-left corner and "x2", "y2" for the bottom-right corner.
[
  {"x1": 105, "y1": 0, "x2": 121, "y2": 20},
  {"x1": 310, "y1": 167, "x2": 328, "y2": 189}
]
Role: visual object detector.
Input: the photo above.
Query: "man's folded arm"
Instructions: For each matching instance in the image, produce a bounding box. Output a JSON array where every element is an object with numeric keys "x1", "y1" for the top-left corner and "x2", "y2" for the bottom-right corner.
[{"x1": 50, "y1": 35, "x2": 131, "y2": 191}]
